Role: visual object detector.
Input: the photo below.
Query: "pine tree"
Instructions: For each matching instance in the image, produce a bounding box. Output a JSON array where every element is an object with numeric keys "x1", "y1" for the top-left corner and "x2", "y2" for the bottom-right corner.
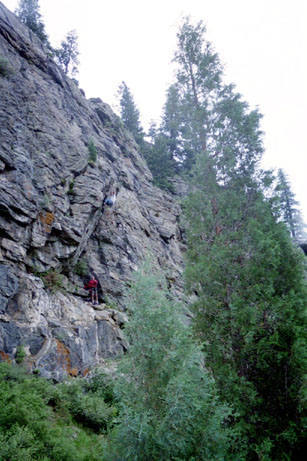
[
  {"x1": 276, "y1": 169, "x2": 307, "y2": 242},
  {"x1": 160, "y1": 84, "x2": 184, "y2": 165},
  {"x1": 54, "y1": 30, "x2": 79, "y2": 77},
  {"x1": 118, "y1": 81, "x2": 144, "y2": 146},
  {"x1": 118, "y1": 83, "x2": 177, "y2": 191},
  {"x1": 15, "y1": 0, "x2": 49, "y2": 45},
  {"x1": 160, "y1": 18, "x2": 223, "y2": 171},
  {"x1": 160, "y1": 17, "x2": 264, "y2": 180},
  {"x1": 169, "y1": 16, "x2": 307, "y2": 459},
  {"x1": 181, "y1": 78, "x2": 306, "y2": 461},
  {"x1": 184, "y1": 153, "x2": 306, "y2": 459},
  {"x1": 142, "y1": 123, "x2": 176, "y2": 192},
  {"x1": 105, "y1": 262, "x2": 232, "y2": 460}
]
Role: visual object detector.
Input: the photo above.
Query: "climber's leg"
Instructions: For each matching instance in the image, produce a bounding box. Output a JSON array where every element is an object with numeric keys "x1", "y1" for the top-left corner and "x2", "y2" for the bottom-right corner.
[{"x1": 90, "y1": 288, "x2": 95, "y2": 304}]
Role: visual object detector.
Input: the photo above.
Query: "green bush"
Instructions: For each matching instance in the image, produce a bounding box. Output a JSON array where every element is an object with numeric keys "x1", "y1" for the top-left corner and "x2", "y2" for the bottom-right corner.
[
  {"x1": 105, "y1": 262, "x2": 232, "y2": 460},
  {"x1": 73, "y1": 258, "x2": 88, "y2": 277},
  {"x1": 84, "y1": 371, "x2": 116, "y2": 405},
  {"x1": 41, "y1": 269, "x2": 63, "y2": 292},
  {"x1": 15, "y1": 345, "x2": 26, "y2": 364},
  {"x1": 68, "y1": 180, "x2": 75, "y2": 195},
  {"x1": 55, "y1": 380, "x2": 117, "y2": 433},
  {"x1": 0, "y1": 363, "x2": 116, "y2": 460}
]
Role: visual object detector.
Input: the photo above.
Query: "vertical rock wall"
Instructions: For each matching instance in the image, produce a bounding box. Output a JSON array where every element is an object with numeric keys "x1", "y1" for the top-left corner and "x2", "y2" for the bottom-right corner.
[{"x1": 0, "y1": 2, "x2": 185, "y2": 379}]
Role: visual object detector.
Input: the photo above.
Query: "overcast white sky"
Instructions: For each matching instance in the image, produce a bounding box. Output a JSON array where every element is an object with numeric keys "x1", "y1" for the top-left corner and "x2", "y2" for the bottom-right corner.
[{"x1": 2, "y1": 0, "x2": 307, "y2": 222}]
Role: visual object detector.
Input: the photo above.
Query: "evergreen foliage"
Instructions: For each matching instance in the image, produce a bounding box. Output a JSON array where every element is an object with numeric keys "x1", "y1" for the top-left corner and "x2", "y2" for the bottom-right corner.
[
  {"x1": 105, "y1": 262, "x2": 232, "y2": 460},
  {"x1": 275, "y1": 169, "x2": 307, "y2": 242},
  {"x1": 176, "y1": 19, "x2": 307, "y2": 453},
  {"x1": 184, "y1": 164, "x2": 306, "y2": 458},
  {"x1": 160, "y1": 18, "x2": 223, "y2": 172},
  {"x1": 15, "y1": 0, "x2": 49, "y2": 45},
  {"x1": 2, "y1": 10, "x2": 305, "y2": 460},
  {"x1": 154, "y1": 17, "x2": 264, "y2": 181},
  {"x1": 54, "y1": 30, "x2": 79, "y2": 77},
  {"x1": 117, "y1": 83, "x2": 177, "y2": 191},
  {"x1": 118, "y1": 81, "x2": 144, "y2": 146},
  {"x1": 15, "y1": 345, "x2": 26, "y2": 364},
  {"x1": 142, "y1": 123, "x2": 177, "y2": 192}
]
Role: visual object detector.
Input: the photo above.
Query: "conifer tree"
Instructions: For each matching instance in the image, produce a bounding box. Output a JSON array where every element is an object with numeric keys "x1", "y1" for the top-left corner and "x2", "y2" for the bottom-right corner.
[
  {"x1": 276, "y1": 169, "x2": 307, "y2": 242},
  {"x1": 54, "y1": 30, "x2": 79, "y2": 77},
  {"x1": 118, "y1": 81, "x2": 144, "y2": 146},
  {"x1": 160, "y1": 84, "x2": 184, "y2": 165},
  {"x1": 118, "y1": 83, "x2": 177, "y2": 191},
  {"x1": 15, "y1": 0, "x2": 49, "y2": 45},
  {"x1": 171, "y1": 16, "x2": 307, "y2": 460},
  {"x1": 178, "y1": 38, "x2": 306, "y2": 461},
  {"x1": 184, "y1": 158, "x2": 306, "y2": 459},
  {"x1": 160, "y1": 18, "x2": 223, "y2": 171},
  {"x1": 142, "y1": 123, "x2": 176, "y2": 192},
  {"x1": 161, "y1": 17, "x2": 264, "y2": 179}
]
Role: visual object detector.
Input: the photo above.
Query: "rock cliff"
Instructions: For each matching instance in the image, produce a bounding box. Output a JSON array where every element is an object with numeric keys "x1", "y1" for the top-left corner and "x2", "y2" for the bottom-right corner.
[{"x1": 0, "y1": 2, "x2": 185, "y2": 380}]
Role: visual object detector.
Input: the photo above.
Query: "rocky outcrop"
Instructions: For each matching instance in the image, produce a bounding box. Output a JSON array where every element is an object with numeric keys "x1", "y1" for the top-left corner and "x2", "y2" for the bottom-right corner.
[{"x1": 0, "y1": 2, "x2": 185, "y2": 378}]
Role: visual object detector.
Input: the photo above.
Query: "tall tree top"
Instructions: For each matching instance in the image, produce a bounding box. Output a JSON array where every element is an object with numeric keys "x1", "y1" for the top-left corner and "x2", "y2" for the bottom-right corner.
[
  {"x1": 118, "y1": 81, "x2": 144, "y2": 145},
  {"x1": 54, "y1": 30, "x2": 79, "y2": 77},
  {"x1": 15, "y1": 0, "x2": 49, "y2": 45},
  {"x1": 276, "y1": 169, "x2": 307, "y2": 242}
]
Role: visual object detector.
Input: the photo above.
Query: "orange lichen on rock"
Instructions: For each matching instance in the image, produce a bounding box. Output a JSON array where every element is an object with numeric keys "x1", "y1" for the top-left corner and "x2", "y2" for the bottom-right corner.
[
  {"x1": 70, "y1": 368, "x2": 78, "y2": 377},
  {"x1": 55, "y1": 339, "x2": 79, "y2": 377},
  {"x1": 0, "y1": 351, "x2": 12, "y2": 363},
  {"x1": 39, "y1": 211, "x2": 55, "y2": 233}
]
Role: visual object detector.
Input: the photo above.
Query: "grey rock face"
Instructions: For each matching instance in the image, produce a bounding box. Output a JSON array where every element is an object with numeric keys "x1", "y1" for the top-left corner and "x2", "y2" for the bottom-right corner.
[
  {"x1": 0, "y1": 2, "x2": 185, "y2": 378},
  {"x1": 0, "y1": 264, "x2": 18, "y2": 311}
]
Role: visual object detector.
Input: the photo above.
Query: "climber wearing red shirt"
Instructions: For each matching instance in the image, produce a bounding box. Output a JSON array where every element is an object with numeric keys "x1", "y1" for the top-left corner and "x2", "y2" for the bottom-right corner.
[{"x1": 84, "y1": 275, "x2": 99, "y2": 305}]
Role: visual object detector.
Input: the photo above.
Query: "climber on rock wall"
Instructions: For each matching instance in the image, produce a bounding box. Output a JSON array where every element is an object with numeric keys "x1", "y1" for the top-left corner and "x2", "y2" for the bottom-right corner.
[
  {"x1": 103, "y1": 185, "x2": 119, "y2": 210},
  {"x1": 102, "y1": 184, "x2": 119, "y2": 224},
  {"x1": 84, "y1": 274, "x2": 99, "y2": 305}
]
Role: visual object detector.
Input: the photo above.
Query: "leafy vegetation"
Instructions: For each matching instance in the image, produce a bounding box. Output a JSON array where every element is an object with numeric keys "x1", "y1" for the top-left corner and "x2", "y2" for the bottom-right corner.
[
  {"x1": 116, "y1": 16, "x2": 306, "y2": 459},
  {"x1": 15, "y1": 345, "x2": 26, "y2": 364},
  {"x1": 184, "y1": 162, "x2": 306, "y2": 459},
  {"x1": 118, "y1": 81, "x2": 145, "y2": 146},
  {"x1": 0, "y1": 363, "x2": 116, "y2": 460},
  {"x1": 176, "y1": 19, "x2": 307, "y2": 459},
  {"x1": 15, "y1": 1, "x2": 79, "y2": 76},
  {"x1": 73, "y1": 258, "x2": 88, "y2": 277},
  {"x1": 275, "y1": 169, "x2": 307, "y2": 242},
  {"x1": 67, "y1": 179, "x2": 75, "y2": 195},
  {"x1": 15, "y1": 0, "x2": 49, "y2": 45},
  {"x1": 105, "y1": 262, "x2": 232, "y2": 460},
  {"x1": 54, "y1": 30, "x2": 79, "y2": 77},
  {"x1": 41, "y1": 269, "x2": 64, "y2": 292}
]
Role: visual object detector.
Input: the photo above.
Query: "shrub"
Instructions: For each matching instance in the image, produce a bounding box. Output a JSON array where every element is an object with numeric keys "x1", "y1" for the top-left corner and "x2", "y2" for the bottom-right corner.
[
  {"x1": 84, "y1": 371, "x2": 116, "y2": 405},
  {"x1": 105, "y1": 262, "x2": 232, "y2": 460},
  {"x1": 59, "y1": 382, "x2": 116, "y2": 433},
  {"x1": 15, "y1": 346, "x2": 26, "y2": 364},
  {"x1": 0, "y1": 363, "x2": 112, "y2": 460},
  {"x1": 73, "y1": 258, "x2": 88, "y2": 277},
  {"x1": 68, "y1": 179, "x2": 75, "y2": 195},
  {"x1": 41, "y1": 269, "x2": 63, "y2": 292}
]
